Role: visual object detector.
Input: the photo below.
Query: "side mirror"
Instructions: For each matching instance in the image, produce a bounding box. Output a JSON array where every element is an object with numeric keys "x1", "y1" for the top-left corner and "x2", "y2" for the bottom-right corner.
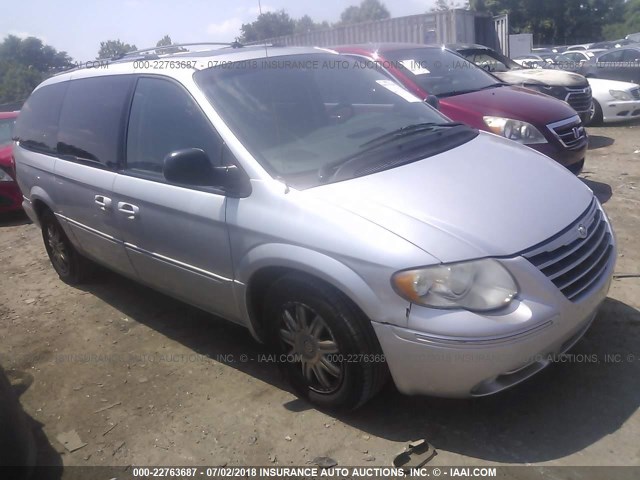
[
  {"x1": 164, "y1": 148, "x2": 215, "y2": 185},
  {"x1": 163, "y1": 148, "x2": 250, "y2": 197},
  {"x1": 425, "y1": 95, "x2": 440, "y2": 110}
]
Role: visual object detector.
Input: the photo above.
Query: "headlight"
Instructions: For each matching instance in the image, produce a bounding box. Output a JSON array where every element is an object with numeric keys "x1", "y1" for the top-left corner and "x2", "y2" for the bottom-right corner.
[
  {"x1": 392, "y1": 259, "x2": 518, "y2": 312},
  {"x1": 0, "y1": 168, "x2": 14, "y2": 182},
  {"x1": 483, "y1": 116, "x2": 548, "y2": 145},
  {"x1": 609, "y1": 89, "x2": 632, "y2": 101}
]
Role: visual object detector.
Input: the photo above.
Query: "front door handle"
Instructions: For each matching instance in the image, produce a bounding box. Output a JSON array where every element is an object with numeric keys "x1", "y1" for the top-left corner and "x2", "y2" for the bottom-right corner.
[
  {"x1": 117, "y1": 202, "x2": 139, "y2": 219},
  {"x1": 94, "y1": 195, "x2": 112, "y2": 211}
]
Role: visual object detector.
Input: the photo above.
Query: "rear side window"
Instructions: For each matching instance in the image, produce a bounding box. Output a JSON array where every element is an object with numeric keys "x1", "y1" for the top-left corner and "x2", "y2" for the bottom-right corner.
[
  {"x1": 13, "y1": 82, "x2": 68, "y2": 154},
  {"x1": 599, "y1": 51, "x2": 624, "y2": 62},
  {"x1": 125, "y1": 77, "x2": 223, "y2": 177},
  {"x1": 57, "y1": 76, "x2": 134, "y2": 168}
]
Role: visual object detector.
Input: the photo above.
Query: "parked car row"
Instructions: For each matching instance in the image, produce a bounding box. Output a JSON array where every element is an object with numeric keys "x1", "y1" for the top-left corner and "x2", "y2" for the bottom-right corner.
[
  {"x1": 11, "y1": 43, "x2": 616, "y2": 410},
  {"x1": 454, "y1": 43, "x2": 640, "y2": 126},
  {"x1": 527, "y1": 44, "x2": 640, "y2": 85},
  {"x1": 536, "y1": 34, "x2": 640, "y2": 54},
  {"x1": 335, "y1": 44, "x2": 588, "y2": 173},
  {"x1": 451, "y1": 44, "x2": 594, "y2": 124}
]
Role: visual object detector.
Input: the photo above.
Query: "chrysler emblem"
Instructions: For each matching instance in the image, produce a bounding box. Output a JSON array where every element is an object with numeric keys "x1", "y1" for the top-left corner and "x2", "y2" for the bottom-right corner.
[
  {"x1": 577, "y1": 224, "x2": 588, "y2": 238},
  {"x1": 572, "y1": 127, "x2": 581, "y2": 139}
]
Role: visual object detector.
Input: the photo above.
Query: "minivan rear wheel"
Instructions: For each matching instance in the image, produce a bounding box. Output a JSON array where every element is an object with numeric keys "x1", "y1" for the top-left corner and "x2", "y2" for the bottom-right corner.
[
  {"x1": 41, "y1": 210, "x2": 92, "y2": 284},
  {"x1": 265, "y1": 273, "x2": 388, "y2": 411}
]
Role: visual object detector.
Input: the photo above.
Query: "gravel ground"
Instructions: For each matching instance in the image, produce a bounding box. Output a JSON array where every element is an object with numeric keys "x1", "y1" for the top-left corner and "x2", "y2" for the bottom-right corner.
[{"x1": 1, "y1": 121, "x2": 639, "y2": 476}]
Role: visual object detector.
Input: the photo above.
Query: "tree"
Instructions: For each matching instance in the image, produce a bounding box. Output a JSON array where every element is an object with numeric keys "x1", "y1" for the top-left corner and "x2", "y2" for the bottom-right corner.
[
  {"x1": 240, "y1": 10, "x2": 295, "y2": 42},
  {"x1": 339, "y1": 0, "x2": 390, "y2": 25},
  {"x1": 0, "y1": 35, "x2": 73, "y2": 105},
  {"x1": 468, "y1": 0, "x2": 627, "y2": 45},
  {"x1": 602, "y1": 0, "x2": 640, "y2": 40},
  {"x1": 155, "y1": 35, "x2": 187, "y2": 54},
  {"x1": 431, "y1": 0, "x2": 468, "y2": 11},
  {"x1": 0, "y1": 35, "x2": 72, "y2": 72},
  {"x1": 294, "y1": 15, "x2": 329, "y2": 34},
  {"x1": 97, "y1": 39, "x2": 137, "y2": 59}
]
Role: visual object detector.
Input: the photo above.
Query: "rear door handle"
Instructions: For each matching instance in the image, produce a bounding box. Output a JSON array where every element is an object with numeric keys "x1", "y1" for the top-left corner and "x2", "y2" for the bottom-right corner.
[
  {"x1": 94, "y1": 195, "x2": 112, "y2": 211},
  {"x1": 117, "y1": 202, "x2": 139, "y2": 219}
]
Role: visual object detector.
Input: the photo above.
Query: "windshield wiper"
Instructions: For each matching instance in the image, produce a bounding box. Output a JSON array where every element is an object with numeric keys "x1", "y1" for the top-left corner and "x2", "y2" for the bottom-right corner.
[
  {"x1": 442, "y1": 83, "x2": 505, "y2": 97},
  {"x1": 317, "y1": 122, "x2": 465, "y2": 182},
  {"x1": 359, "y1": 122, "x2": 463, "y2": 148}
]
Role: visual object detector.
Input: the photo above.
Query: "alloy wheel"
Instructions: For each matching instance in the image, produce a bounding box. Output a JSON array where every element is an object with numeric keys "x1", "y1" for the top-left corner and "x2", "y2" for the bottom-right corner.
[
  {"x1": 278, "y1": 302, "x2": 343, "y2": 394},
  {"x1": 46, "y1": 223, "x2": 70, "y2": 276}
]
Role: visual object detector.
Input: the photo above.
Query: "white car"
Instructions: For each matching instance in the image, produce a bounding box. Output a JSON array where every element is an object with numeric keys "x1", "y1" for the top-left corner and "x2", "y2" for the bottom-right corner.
[{"x1": 587, "y1": 77, "x2": 640, "y2": 124}]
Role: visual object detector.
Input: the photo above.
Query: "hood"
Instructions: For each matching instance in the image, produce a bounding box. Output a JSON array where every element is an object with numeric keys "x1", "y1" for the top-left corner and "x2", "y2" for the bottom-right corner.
[
  {"x1": 588, "y1": 77, "x2": 639, "y2": 93},
  {"x1": 441, "y1": 85, "x2": 577, "y2": 126},
  {"x1": 494, "y1": 69, "x2": 589, "y2": 88},
  {"x1": 307, "y1": 133, "x2": 593, "y2": 263}
]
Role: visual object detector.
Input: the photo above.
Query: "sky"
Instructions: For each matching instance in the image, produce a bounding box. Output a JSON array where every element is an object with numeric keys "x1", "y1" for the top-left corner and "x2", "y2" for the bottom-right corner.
[{"x1": 2, "y1": 0, "x2": 441, "y2": 62}]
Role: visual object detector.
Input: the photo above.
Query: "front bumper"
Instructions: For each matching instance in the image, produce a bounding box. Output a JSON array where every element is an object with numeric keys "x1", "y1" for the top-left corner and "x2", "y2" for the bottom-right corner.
[
  {"x1": 601, "y1": 98, "x2": 640, "y2": 123},
  {"x1": 0, "y1": 182, "x2": 23, "y2": 213},
  {"x1": 373, "y1": 247, "x2": 615, "y2": 398}
]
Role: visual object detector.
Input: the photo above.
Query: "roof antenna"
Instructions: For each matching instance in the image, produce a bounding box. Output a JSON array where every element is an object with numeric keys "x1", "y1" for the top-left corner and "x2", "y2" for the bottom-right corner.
[{"x1": 258, "y1": 0, "x2": 269, "y2": 58}]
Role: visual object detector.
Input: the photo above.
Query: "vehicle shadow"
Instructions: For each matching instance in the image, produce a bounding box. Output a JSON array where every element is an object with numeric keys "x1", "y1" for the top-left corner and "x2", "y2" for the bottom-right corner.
[
  {"x1": 77, "y1": 269, "x2": 280, "y2": 387},
  {"x1": 0, "y1": 210, "x2": 31, "y2": 227},
  {"x1": 581, "y1": 178, "x2": 613, "y2": 204},
  {"x1": 339, "y1": 296, "x2": 640, "y2": 463},
  {"x1": 588, "y1": 135, "x2": 615, "y2": 150},
  {"x1": 78, "y1": 271, "x2": 640, "y2": 464},
  {"x1": 0, "y1": 365, "x2": 62, "y2": 480}
]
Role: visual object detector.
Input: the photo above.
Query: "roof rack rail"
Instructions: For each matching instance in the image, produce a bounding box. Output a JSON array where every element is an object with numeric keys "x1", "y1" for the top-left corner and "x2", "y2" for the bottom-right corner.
[{"x1": 112, "y1": 41, "x2": 243, "y2": 60}]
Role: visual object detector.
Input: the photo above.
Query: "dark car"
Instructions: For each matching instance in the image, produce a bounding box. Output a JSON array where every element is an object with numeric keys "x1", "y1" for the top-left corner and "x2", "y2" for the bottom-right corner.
[
  {"x1": 0, "y1": 112, "x2": 22, "y2": 213},
  {"x1": 580, "y1": 47, "x2": 640, "y2": 84},
  {"x1": 449, "y1": 44, "x2": 593, "y2": 123},
  {"x1": 332, "y1": 43, "x2": 588, "y2": 174},
  {"x1": 590, "y1": 39, "x2": 638, "y2": 50}
]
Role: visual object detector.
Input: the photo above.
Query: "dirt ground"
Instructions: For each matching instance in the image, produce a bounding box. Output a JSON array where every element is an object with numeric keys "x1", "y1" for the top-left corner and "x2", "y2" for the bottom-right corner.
[{"x1": 1, "y1": 121, "x2": 640, "y2": 475}]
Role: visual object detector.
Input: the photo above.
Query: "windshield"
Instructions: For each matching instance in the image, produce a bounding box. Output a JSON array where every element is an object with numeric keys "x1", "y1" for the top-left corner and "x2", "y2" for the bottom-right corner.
[
  {"x1": 194, "y1": 53, "x2": 475, "y2": 188},
  {"x1": 457, "y1": 48, "x2": 523, "y2": 73},
  {"x1": 384, "y1": 48, "x2": 503, "y2": 96},
  {"x1": 0, "y1": 118, "x2": 15, "y2": 147}
]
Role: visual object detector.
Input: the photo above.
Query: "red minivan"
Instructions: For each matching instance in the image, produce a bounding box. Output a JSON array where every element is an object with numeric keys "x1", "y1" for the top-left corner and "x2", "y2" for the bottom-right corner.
[
  {"x1": 0, "y1": 111, "x2": 22, "y2": 213},
  {"x1": 333, "y1": 44, "x2": 588, "y2": 174}
]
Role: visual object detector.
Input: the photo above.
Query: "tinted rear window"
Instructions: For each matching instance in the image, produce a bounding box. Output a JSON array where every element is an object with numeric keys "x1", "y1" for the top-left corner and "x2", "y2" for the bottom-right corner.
[
  {"x1": 57, "y1": 76, "x2": 134, "y2": 168},
  {"x1": 13, "y1": 82, "x2": 68, "y2": 154}
]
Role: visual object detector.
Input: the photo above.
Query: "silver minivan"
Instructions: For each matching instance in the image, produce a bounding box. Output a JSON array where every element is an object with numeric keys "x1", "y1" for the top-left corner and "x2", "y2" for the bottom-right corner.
[{"x1": 13, "y1": 46, "x2": 616, "y2": 410}]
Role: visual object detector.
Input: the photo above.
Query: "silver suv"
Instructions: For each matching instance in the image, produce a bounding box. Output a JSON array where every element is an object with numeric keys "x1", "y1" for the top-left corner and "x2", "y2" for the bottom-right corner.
[{"x1": 13, "y1": 45, "x2": 616, "y2": 410}]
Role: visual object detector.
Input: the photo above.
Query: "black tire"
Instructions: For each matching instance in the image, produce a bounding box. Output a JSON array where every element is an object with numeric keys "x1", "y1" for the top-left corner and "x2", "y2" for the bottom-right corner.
[
  {"x1": 265, "y1": 273, "x2": 389, "y2": 411},
  {"x1": 587, "y1": 99, "x2": 603, "y2": 126},
  {"x1": 41, "y1": 209, "x2": 92, "y2": 284}
]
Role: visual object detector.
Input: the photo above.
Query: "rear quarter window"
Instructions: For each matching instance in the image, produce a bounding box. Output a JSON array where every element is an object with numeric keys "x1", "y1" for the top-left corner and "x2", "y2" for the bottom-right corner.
[
  {"x1": 57, "y1": 75, "x2": 134, "y2": 169},
  {"x1": 622, "y1": 49, "x2": 640, "y2": 62},
  {"x1": 13, "y1": 82, "x2": 68, "y2": 154}
]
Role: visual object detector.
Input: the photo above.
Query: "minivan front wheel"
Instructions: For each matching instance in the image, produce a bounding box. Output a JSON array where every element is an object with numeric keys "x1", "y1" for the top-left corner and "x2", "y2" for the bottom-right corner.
[
  {"x1": 265, "y1": 274, "x2": 388, "y2": 410},
  {"x1": 41, "y1": 210, "x2": 91, "y2": 284}
]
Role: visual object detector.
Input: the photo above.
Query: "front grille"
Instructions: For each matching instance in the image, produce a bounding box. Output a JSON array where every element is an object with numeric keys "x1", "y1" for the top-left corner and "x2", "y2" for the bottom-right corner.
[
  {"x1": 630, "y1": 87, "x2": 640, "y2": 100},
  {"x1": 547, "y1": 115, "x2": 587, "y2": 150},
  {"x1": 523, "y1": 199, "x2": 614, "y2": 302},
  {"x1": 565, "y1": 87, "x2": 592, "y2": 113}
]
